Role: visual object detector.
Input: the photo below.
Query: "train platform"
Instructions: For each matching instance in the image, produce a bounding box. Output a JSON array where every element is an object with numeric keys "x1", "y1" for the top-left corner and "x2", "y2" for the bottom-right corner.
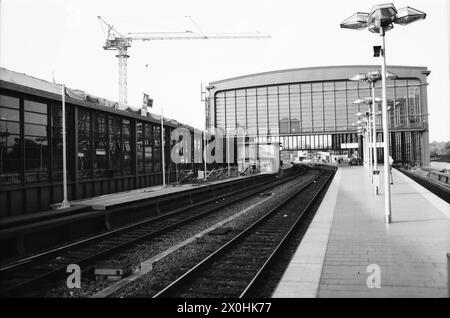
[
  {"x1": 273, "y1": 165, "x2": 450, "y2": 298},
  {"x1": 68, "y1": 174, "x2": 256, "y2": 211}
]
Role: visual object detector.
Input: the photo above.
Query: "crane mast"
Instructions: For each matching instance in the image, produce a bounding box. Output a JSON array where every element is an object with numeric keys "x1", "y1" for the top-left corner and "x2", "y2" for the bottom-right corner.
[{"x1": 98, "y1": 16, "x2": 270, "y2": 108}]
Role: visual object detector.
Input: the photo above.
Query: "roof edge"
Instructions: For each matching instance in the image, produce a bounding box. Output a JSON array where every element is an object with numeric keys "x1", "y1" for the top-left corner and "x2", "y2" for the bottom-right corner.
[{"x1": 209, "y1": 65, "x2": 429, "y2": 85}]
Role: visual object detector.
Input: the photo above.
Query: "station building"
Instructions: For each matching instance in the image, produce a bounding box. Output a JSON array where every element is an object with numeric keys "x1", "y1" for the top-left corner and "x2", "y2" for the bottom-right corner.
[
  {"x1": 206, "y1": 65, "x2": 430, "y2": 166},
  {"x1": 0, "y1": 68, "x2": 200, "y2": 217}
]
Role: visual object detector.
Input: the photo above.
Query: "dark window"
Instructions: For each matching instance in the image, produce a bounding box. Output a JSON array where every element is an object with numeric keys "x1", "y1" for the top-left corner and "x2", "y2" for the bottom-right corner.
[
  {"x1": 137, "y1": 122, "x2": 144, "y2": 173},
  {"x1": 24, "y1": 100, "x2": 48, "y2": 183},
  {"x1": 78, "y1": 109, "x2": 92, "y2": 179},
  {"x1": 0, "y1": 95, "x2": 21, "y2": 185},
  {"x1": 144, "y1": 123, "x2": 153, "y2": 172},
  {"x1": 153, "y1": 124, "x2": 161, "y2": 172},
  {"x1": 122, "y1": 119, "x2": 131, "y2": 175},
  {"x1": 93, "y1": 113, "x2": 107, "y2": 177},
  {"x1": 51, "y1": 104, "x2": 70, "y2": 181},
  {"x1": 108, "y1": 116, "x2": 122, "y2": 175}
]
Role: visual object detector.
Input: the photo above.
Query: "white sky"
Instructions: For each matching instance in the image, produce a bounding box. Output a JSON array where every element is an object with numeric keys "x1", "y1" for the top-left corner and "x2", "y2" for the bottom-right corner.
[{"x1": 1, "y1": 0, "x2": 449, "y2": 141}]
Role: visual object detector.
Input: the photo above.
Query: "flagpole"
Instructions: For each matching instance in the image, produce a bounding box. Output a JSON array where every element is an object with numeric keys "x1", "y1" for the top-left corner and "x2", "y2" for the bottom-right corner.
[
  {"x1": 60, "y1": 84, "x2": 70, "y2": 208},
  {"x1": 160, "y1": 106, "x2": 166, "y2": 187}
]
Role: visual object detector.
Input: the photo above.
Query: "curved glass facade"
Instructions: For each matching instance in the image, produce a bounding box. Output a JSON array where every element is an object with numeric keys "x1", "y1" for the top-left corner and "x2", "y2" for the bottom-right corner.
[
  {"x1": 214, "y1": 79, "x2": 424, "y2": 135},
  {"x1": 211, "y1": 71, "x2": 427, "y2": 166}
]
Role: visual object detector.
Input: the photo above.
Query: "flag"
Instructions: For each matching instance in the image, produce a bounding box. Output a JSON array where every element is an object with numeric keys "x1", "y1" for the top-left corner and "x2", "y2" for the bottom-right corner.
[{"x1": 143, "y1": 93, "x2": 153, "y2": 108}]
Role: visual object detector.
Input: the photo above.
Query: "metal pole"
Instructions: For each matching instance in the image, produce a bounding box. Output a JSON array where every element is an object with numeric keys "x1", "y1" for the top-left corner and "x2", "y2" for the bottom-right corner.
[
  {"x1": 242, "y1": 130, "x2": 246, "y2": 172},
  {"x1": 203, "y1": 131, "x2": 207, "y2": 180},
  {"x1": 367, "y1": 116, "x2": 372, "y2": 179},
  {"x1": 381, "y1": 28, "x2": 392, "y2": 224},
  {"x1": 227, "y1": 129, "x2": 230, "y2": 176},
  {"x1": 371, "y1": 83, "x2": 378, "y2": 172},
  {"x1": 371, "y1": 82, "x2": 379, "y2": 195},
  {"x1": 160, "y1": 107, "x2": 166, "y2": 187},
  {"x1": 60, "y1": 84, "x2": 70, "y2": 208}
]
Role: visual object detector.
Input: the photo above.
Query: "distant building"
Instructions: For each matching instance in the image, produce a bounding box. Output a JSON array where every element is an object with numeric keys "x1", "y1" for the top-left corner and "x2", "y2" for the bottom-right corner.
[{"x1": 206, "y1": 65, "x2": 430, "y2": 166}]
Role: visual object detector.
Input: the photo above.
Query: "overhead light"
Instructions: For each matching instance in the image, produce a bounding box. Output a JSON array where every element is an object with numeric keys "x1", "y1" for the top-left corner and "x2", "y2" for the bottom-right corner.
[
  {"x1": 349, "y1": 73, "x2": 368, "y2": 82},
  {"x1": 369, "y1": 3, "x2": 398, "y2": 29},
  {"x1": 395, "y1": 6, "x2": 426, "y2": 25},
  {"x1": 340, "y1": 12, "x2": 369, "y2": 30}
]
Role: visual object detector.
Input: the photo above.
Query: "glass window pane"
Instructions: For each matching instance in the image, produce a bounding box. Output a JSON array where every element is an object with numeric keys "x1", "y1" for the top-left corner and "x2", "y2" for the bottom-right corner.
[
  {"x1": 0, "y1": 95, "x2": 20, "y2": 109},
  {"x1": 267, "y1": 86, "x2": 279, "y2": 136},
  {"x1": 122, "y1": 119, "x2": 131, "y2": 174},
  {"x1": 0, "y1": 107, "x2": 20, "y2": 122},
  {"x1": 225, "y1": 91, "x2": 236, "y2": 130},
  {"x1": 257, "y1": 87, "x2": 268, "y2": 136},
  {"x1": 24, "y1": 100, "x2": 47, "y2": 113},
  {"x1": 236, "y1": 92, "x2": 246, "y2": 129},
  {"x1": 0, "y1": 133, "x2": 21, "y2": 185},
  {"x1": 0, "y1": 121, "x2": 19, "y2": 134},
  {"x1": 78, "y1": 110, "x2": 92, "y2": 179},
  {"x1": 144, "y1": 123, "x2": 153, "y2": 172},
  {"x1": 246, "y1": 88, "x2": 257, "y2": 137},
  {"x1": 301, "y1": 90, "x2": 312, "y2": 131},
  {"x1": 215, "y1": 92, "x2": 226, "y2": 131},
  {"x1": 25, "y1": 112, "x2": 47, "y2": 125},
  {"x1": 323, "y1": 88, "x2": 335, "y2": 131},
  {"x1": 335, "y1": 89, "x2": 347, "y2": 131},
  {"x1": 50, "y1": 104, "x2": 72, "y2": 181},
  {"x1": 24, "y1": 123, "x2": 46, "y2": 136},
  {"x1": 109, "y1": 116, "x2": 122, "y2": 174},
  {"x1": 312, "y1": 86, "x2": 323, "y2": 132},
  {"x1": 137, "y1": 122, "x2": 144, "y2": 173},
  {"x1": 93, "y1": 113, "x2": 107, "y2": 177}
]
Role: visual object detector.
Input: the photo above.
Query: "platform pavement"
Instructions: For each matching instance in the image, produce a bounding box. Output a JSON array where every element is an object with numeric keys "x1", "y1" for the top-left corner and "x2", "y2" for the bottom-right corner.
[
  {"x1": 67, "y1": 173, "x2": 257, "y2": 211},
  {"x1": 273, "y1": 165, "x2": 450, "y2": 298}
]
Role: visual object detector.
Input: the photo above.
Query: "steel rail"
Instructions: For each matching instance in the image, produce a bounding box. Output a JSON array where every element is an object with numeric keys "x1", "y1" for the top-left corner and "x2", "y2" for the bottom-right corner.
[
  {"x1": 153, "y1": 169, "x2": 333, "y2": 298},
  {"x1": 0, "y1": 167, "x2": 306, "y2": 297}
]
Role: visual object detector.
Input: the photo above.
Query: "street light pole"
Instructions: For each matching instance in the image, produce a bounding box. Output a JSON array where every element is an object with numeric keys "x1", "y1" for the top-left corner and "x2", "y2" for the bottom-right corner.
[
  {"x1": 367, "y1": 117, "x2": 372, "y2": 178},
  {"x1": 203, "y1": 130, "x2": 207, "y2": 180},
  {"x1": 371, "y1": 83, "x2": 378, "y2": 173},
  {"x1": 60, "y1": 84, "x2": 70, "y2": 209},
  {"x1": 160, "y1": 107, "x2": 166, "y2": 187},
  {"x1": 380, "y1": 28, "x2": 391, "y2": 223},
  {"x1": 341, "y1": 3, "x2": 426, "y2": 224}
]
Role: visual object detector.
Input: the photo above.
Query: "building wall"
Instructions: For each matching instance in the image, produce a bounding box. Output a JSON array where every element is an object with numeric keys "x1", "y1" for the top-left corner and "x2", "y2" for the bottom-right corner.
[
  {"x1": 207, "y1": 65, "x2": 430, "y2": 166},
  {"x1": 0, "y1": 83, "x2": 200, "y2": 217}
]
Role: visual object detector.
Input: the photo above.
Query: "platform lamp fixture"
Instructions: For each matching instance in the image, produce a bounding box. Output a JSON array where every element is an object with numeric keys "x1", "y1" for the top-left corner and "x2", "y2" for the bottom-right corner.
[
  {"x1": 354, "y1": 112, "x2": 371, "y2": 177},
  {"x1": 341, "y1": 3, "x2": 426, "y2": 224},
  {"x1": 351, "y1": 71, "x2": 397, "y2": 178}
]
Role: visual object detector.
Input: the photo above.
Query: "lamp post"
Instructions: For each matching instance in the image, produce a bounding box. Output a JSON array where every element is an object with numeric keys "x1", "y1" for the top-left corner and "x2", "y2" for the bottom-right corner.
[
  {"x1": 351, "y1": 71, "x2": 397, "y2": 183},
  {"x1": 354, "y1": 97, "x2": 382, "y2": 193},
  {"x1": 203, "y1": 130, "x2": 207, "y2": 180},
  {"x1": 341, "y1": 3, "x2": 426, "y2": 223},
  {"x1": 354, "y1": 119, "x2": 369, "y2": 171},
  {"x1": 60, "y1": 84, "x2": 70, "y2": 209},
  {"x1": 355, "y1": 113, "x2": 372, "y2": 178}
]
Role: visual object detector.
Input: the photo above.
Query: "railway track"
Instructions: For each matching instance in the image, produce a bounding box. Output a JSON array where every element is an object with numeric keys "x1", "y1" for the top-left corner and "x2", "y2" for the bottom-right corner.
[
  {"x1": 398, "y1": 168, "x2": 450, "y2": 203},
  {"x1": 0, "y1": 166, "x2": 308, "y2": 297},
  {"x1": 153, "y1": 168, "x2": 334, "y2": 298}
]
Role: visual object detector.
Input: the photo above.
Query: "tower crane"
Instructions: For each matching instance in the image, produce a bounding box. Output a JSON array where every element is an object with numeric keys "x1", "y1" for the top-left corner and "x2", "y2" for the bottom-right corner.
[{"x1": 98, "y1": 16, "x2": 270, "y2": 108}]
